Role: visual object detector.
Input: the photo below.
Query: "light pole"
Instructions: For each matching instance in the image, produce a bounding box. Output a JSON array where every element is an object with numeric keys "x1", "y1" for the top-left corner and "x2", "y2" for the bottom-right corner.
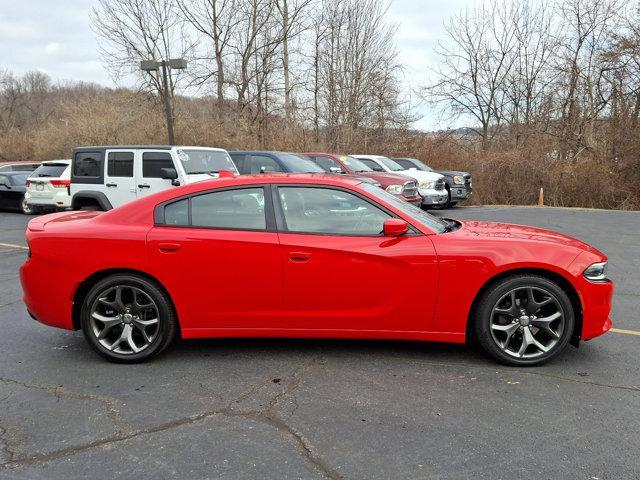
[{"x1": 140, "y1": 58, "x2": 187, "y2": 145}]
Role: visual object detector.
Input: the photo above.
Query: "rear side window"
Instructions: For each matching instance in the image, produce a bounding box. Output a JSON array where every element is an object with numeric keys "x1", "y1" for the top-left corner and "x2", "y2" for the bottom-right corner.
[
  {"x1": 74, "y1": 153, "x2": 101, "y2": 177},
  {"x1": 164, "y1": 198, "x2": 189, "y2": 226},
  {"x1": 107, "y1": 152, "x2": 134, "y2": 177},
  {"x1": 32, "y1": 164, "x2": 68, "y2": 178},
  {"x1": 143, "y1": 152, "x2": 173, "y2": 178},
  {"x1": 192, "y1": 188, "x2": 265, "y2": 230}
]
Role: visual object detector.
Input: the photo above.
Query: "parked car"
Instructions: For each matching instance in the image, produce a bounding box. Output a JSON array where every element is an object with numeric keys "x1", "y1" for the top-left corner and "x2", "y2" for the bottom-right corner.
[
  {"x1": 303, "y1": 153, "x2": 422, "y2": 207},
  {"x1": 24, "y1": 160, "x2": 72, "y2": 213},
  {"x1": 70, "y1": 145, "x2": 238, "y2": 211},
  {"x1": 21, "y1": 173, "x2": 612, "y2": 365},
  {"x1": 352, "y1": 155, "x2": 448, "y2": 209},
  {"x1": 0, "y1": 162, "x2": 41, "y2": 173},
  {"x1": 294, "y1": 154, "x2": 382, "y2": 188},
  {"x1": 392, "y1": 157, "x2": 472, "y2": 208},
  {"x1": 0, "y1": 172, "x2": 33, "y2": 214}
]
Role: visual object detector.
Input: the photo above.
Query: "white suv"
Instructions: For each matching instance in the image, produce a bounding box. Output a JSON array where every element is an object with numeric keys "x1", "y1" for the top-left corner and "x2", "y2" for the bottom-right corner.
[
  {"x1": 70, "y1": 145, "x2": 238, "y2": 210},
  {"x1": 24, "y1": 160, "x2": 72, "y2": 213},
  {"x1": 351, "y1": 155, "x2": 448, "y2": 208}
]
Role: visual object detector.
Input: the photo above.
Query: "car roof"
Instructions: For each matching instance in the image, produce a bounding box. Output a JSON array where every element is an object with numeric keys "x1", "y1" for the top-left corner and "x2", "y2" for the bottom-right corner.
[
  {"x1": 40, "y1": 159, "x2": 71, "y2": 165},
  {"x1": 229, "y1": 151, "x2": 295, "y2": 156},
  {"x1": 73, "y1": 145, "x2": 227, "y2": 152},
  {"x1": 0, "y1": 171, "x2": 31, "y2": 176}
]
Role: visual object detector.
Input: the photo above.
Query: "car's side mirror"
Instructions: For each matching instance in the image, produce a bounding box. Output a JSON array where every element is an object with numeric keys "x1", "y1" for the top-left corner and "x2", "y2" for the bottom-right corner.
[
  {"x1": 383, "y1": 218, "x2": 408, "y2": 236},
  {"x1": 329, "y1": 166, "x2": 345, "y2": 174},
  {"x1": 409, "y1": 167, "x2": 417, "y2": 171},
  {"x1": 260, "y1": 165, "x2": 278, "y2": 173},
  {"x1": 161, "y1": 167, "x2": 178, "y2": 180}
]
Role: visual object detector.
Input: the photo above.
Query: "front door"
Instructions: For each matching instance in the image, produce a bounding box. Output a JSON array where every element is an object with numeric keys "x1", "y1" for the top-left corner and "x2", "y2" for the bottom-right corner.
[
  {"x1": 146, "y1": 185, "x2": 283, "y2": 331},
  {"x1": 104, "y1": 149, "x2": 137, "y2": 208},
  {"x1": 137, "y1": 150, "x2": 177, "y2": 198},
  {"x1": 275, "y1": 185, "x2": 438, "y2": 332}
]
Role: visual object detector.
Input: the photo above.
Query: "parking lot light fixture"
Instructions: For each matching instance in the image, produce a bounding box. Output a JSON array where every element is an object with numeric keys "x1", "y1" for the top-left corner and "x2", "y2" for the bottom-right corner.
[{"x1": 139, "y1": 58, "x2": 188, "y2": 145}]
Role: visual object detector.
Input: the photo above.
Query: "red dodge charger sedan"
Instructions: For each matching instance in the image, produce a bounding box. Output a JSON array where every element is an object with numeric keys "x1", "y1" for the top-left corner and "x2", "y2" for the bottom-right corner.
[{"x1": 20, "y1": 173, "x2": 613, "y2": 365}]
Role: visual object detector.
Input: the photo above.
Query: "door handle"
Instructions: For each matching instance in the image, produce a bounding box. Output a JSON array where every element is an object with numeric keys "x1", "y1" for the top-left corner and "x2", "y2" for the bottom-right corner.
[
  {"x1": 158, "y1": 242, "x2": 181, "y2": 252},
  {"x1": 138, "y1": 184, "x2": 151, "y2": 189},
  {"x1": 289, "y1": 251, "x2": 311, "y2": 262},
  {"x1": 106, "y1": 183, "x2": 117, "y2": 187}
]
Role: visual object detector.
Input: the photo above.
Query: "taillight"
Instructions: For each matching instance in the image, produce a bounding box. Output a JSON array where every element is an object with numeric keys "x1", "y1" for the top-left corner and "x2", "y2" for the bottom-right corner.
[
  {"x1": 25, "y1": 180, "x2": 31, "y2": 187},
  {"x1": 50, "y1": 179, "x2": 70, "y2": 188}
]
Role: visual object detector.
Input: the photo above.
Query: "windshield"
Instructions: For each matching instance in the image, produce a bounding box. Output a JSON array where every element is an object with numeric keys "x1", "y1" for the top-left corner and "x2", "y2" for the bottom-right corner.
[
  {"x1": 361, "y1": 183, "x2": 448, "y2": 233},
  {"x1": 394, "y1": 158, "x2": 432, "y2": 171},
  {"x1": 178, "y1": 149, "x2": 237, "y2": 174},
  {"x1": 279, "y1": 153, "x2": 325, "y2": 173},
  {"x1": 341, "y1": 155, "x2": 373, "y2": 173},
  {"x1": 11, "y1": 173, "x2": 29, "y2": 185},
  {"x1": 379, "y1": 157, "x2": 406, "y2": 172},
  {"x1": 31, "y1": 164, "x2": 68, "y2": 178}
]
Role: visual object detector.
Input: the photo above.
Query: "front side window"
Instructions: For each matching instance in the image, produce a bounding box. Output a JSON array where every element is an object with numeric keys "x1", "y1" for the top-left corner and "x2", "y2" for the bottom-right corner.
[
  {"x1": 73, "y1": 153, "x2": 101, "y2": 177},
  {"x1": 278, "y1": 153, "x2": 325, "y2": 173},
  {"x1": 278, "y1": 187, "x2": 390, "y2": 235},
  {"x1": 379, "y1": 157, "x2": 406, "y2": 171},
  {"x1": 310, "y1": 156, "x2": 342, "y2": 173},
  {"x1": 192, "y1": 188, "x2": 266, "y2": 230},
  {"x1": 143, "y1": 152, "x2": 174, "y2": 178},
  {"x1": 107, "y1": 152, "x2": 134, "y2": 177},
  {"x1": 250, "y1": 156, "x2": 283, "y2": 174},
  {"x1": 358, "y1": 158, "x2": 385, "y2": 172}
]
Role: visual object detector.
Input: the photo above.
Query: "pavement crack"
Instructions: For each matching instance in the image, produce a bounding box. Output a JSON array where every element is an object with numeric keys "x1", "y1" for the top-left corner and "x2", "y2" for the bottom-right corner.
[{"x1": 0, "y1": 377, "x2": 132, "y2": 436}]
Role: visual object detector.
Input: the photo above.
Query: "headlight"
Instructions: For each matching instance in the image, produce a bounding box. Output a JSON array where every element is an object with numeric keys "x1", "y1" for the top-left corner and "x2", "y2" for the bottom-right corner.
[
  {"x1": 419, "y1": 180, "x2": 435, "y2": 189},
  {"x1": 453, "y1": 175, "x2": 464, "y2": 185},
  {"x1": 385, "y1": 184, "x2": 403, "y2": 194},
  {"x1": 583, "y1": 262, "x2": 608, "y2": 282}
]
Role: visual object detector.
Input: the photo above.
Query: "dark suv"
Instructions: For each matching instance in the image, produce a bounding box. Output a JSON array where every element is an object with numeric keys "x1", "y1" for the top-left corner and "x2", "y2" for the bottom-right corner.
[{"x1": 392, "y1": 158, "x2": 472, "y2": 208}]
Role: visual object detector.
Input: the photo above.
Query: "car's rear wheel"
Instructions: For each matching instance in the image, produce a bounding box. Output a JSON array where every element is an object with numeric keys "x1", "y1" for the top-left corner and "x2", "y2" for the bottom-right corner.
[
  {"x1": 80, "y1": 274, "x2": 177, "y2": 363},
  {"x1": 20, "y1": 196, "x2": 34, "y2": 215},
  {"x1": 473, "y1": 275, "x2": 574, "y2": 366}
]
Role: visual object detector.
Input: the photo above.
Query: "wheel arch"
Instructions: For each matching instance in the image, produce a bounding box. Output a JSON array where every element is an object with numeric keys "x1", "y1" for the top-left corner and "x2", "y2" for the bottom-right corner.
[
  {"x1": 72, "y1": 268, "x2": 180, "y2": 333},
  {"x1": 466, "y1": 267, "x2": 583, "y2": 347}
]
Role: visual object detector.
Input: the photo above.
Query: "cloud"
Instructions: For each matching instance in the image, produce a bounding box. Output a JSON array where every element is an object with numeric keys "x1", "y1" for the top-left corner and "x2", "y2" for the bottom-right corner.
[{"x1": 44, "y1": 42, "x2": 61, "y2": 55}]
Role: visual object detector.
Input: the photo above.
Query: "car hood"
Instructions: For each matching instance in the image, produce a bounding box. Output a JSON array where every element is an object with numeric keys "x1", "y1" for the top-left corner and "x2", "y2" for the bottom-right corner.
[
  {"x1": 436, "y1": 170, "x2": 470, "y2": 177},
  {"x1": 352, "y1": 171, "x2": 415, "y2": 186},
  {"x1": 398, "y1": 169, "x2": 444, "y2": 182},
  {"x1": 456, "y1": 219, "x2": 603, "y2": 255}
]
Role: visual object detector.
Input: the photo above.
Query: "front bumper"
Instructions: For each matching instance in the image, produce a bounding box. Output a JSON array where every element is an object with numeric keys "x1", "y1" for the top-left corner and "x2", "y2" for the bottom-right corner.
[
  {"x1": 449, "y1": 185, "x2": 472, "y2": 201},
  {"x1": 398, "y1": 193, "x2": 423, "y2": 206},
  {"x1": 419, "y1": 189, "x2": 448, "y2": 206}
]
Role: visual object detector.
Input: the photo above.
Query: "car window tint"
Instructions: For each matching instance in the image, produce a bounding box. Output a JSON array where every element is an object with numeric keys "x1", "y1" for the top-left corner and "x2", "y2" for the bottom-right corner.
[
  {"x1": 278, "y1": 187, "x2": 389, "y2": 235},
  {"x1": 358, "y1": 158, "x2": 384, "y2": 172},
  {"x1": 143, "y1": 152, "x2": 174, "y2": 178},
  {"x1": 191, "y1": 188, "x2": 266, "y2": 230},
  {"x1": 107, "y1": 152, "x2": 134, "y2": 177},
  {"x1": 164, "y1": 198, "x2": 189, "y2": 226},
  {"x1": 74, "y1": 153, "x2": 101, "y2": 177},
  {"x1": 33, "y1": 164, "x2": 68, "y2": 178},
  {"x1": 250, "y1": 155, "x2": 283, "y2": 174}
]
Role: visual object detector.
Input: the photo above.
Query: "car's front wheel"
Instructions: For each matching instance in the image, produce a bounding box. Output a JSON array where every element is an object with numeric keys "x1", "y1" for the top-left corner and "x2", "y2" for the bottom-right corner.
[
  {"x1": 80, "y1": 274, "x2": 177, "y2": 363},
  {"x1": 473, "y1": 274, "x2": 575, "y2": 366}
]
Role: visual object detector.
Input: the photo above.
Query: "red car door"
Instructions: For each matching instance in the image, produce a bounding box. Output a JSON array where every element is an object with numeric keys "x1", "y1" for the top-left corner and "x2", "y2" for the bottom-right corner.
[
  {"x1": 146, "y1": 186, "x2": 283, "y2": 331},
  {"x1": 275, "y1": 185, "x2": 437, "y2": 332}
]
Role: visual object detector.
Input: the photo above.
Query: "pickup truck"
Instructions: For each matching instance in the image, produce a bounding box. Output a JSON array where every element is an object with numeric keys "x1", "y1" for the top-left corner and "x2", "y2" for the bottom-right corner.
[{"x1": 392, "y1": 158, "x2": 472, "y2": 208}]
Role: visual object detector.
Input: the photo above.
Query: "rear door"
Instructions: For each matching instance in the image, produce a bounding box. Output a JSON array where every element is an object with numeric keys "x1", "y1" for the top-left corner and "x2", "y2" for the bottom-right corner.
[
  {"x1": 137, "y1": 150, "x2": 176, "y2": 198},
  {"x1": 146, "y1": 185, "x2": 283, "y2": 330},
  {"x1": 104, "y1": 149, "x2": 137, "y2": 208}
]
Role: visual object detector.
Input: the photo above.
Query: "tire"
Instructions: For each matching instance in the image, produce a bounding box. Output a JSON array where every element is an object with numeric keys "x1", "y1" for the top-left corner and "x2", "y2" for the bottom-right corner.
[
  {"x1": 448, "y1": 202, "x2": 458, "y2": 208},
  {"x1": 80, "y1": 274, "x2": 178, "y2": 363},
  {"x1": 20, "y1": 196, "x2": 34, "y2": 215},
  {"x1": 473, "y1": 274, "x2": 575, "y2": 366}
]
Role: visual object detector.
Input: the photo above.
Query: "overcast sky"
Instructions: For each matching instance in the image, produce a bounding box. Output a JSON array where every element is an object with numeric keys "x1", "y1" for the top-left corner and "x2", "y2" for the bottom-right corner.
[{"x1": 0, "y1": 0, "x2": 470, "y2": 131}]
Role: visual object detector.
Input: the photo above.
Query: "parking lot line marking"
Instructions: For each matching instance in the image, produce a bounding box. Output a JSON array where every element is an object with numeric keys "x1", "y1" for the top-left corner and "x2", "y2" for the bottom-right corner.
[
  {"x1": 610, "y1": 327, "x2": 640, "y2": 336},
  {"x1": 0, "y1": 242, "x2": 28, "y2": 250}
]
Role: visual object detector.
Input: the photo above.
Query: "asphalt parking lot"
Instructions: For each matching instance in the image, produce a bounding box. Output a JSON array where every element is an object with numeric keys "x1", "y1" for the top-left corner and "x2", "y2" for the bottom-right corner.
[{"x1": 0, "y1": 206, "x2": 638, "y2": 480}]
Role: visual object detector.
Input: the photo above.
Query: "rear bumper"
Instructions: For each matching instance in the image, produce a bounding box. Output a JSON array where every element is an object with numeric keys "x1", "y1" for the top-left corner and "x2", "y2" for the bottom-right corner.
[{"x1": 25, "y1": 191, "x2": 71, "y2": 209}]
